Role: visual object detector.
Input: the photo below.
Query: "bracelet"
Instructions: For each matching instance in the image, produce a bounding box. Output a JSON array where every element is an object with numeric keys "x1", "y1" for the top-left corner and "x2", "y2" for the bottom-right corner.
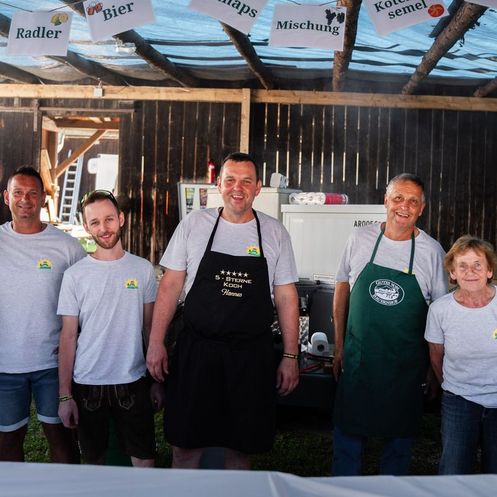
[
  {"x1": 59, "y1": 395, "x2": 73, "y2": 402},
  {"x1": 282, "y1": 352, "x2": 299, "y2": 360}
]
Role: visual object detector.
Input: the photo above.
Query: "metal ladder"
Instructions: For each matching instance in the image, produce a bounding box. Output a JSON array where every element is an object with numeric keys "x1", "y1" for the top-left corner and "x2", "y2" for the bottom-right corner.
[{"x1": 58, "y1": 154, "x2": 84, "y2": 224}]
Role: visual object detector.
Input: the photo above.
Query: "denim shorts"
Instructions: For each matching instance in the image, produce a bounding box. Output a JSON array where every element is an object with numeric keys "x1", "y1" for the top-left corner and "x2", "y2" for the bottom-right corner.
[
  {"x1": 0, "y1": 368, "x2": 61, "y2": 432},
  {"x1": 73, "y1": 377, "x2": 155, "y2": 461}
]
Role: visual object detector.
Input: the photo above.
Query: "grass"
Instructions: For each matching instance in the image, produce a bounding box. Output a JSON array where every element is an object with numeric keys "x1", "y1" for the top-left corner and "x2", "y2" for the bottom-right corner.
[{"x1": 24, "y1": 405, "x2": 441, "y2": 476}]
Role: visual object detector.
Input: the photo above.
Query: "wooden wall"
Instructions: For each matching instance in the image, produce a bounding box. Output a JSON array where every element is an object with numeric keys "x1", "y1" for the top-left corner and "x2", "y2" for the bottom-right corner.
[
  {"x1": 250, "y1": 104, "x2": 497, "y2": 251},
  {"x1": 120, "y1": 100, "x2": 241, "y2": 262},
  {"x1": 1, "y1": 94, "x2": 496, "y2": 263},
  {"x1": 0, "y1": 102, "x2": 40, "y2": 222}
]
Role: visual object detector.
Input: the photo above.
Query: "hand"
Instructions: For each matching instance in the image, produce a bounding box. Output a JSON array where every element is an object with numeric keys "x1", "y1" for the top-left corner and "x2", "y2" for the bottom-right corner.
[
  {"x1": 146, "y1": 342, "x2": 169, "y2": 382},
  {"x1": 276, "y1": 357, "x2": 299, "y2": 396},
  {"x1": 58, "y1": 399, "x2": 78, "y2": 429},
  {"x1": 150, "y1": 382, "x2": 166, "y2": 412},
  {"x1": 424, "y1": 367, "x2": 440, "y2": 401},
  {"x1": 333, "y1": 350, "x2": 343, "y2": 381}
]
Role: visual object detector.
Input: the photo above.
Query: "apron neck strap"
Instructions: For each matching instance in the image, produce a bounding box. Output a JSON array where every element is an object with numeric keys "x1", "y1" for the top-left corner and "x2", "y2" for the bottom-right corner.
[
  {"x1": 206, "y1": 208, "x2": 264, "y2": 257},
  {"x1": 370, "y1": 227, "x2": 416, "y2": 274}
]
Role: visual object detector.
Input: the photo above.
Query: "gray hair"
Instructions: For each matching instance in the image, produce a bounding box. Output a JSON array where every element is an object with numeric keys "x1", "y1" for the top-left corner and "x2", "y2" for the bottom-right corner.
[{"x1": 386, "y1": 173, "x2": 425, "y2": 203}]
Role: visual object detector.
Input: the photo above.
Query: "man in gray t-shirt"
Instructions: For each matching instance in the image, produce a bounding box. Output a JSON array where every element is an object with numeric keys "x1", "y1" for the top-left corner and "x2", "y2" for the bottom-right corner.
[
  {"x1": 332, "y1": 173, "x2": 447, "y2": 476},
  {"x1": 57, "y1": 190, "x2": 158, "y2": 467},
  {"x1": 0, "y1": 166, "x2": 85, "y2": 463},
  {"x1": 147, "y1": 152, "x2": 300, "y2": 470}
]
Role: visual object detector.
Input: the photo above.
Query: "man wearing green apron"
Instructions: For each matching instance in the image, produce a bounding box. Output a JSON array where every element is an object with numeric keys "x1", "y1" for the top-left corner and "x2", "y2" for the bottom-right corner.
[
  {"x1": 146, "y1": 153, "x2": 299, "y2": 469},
  {"x1": 332, "y1": 173, "x2": 448, "y2": 475}
]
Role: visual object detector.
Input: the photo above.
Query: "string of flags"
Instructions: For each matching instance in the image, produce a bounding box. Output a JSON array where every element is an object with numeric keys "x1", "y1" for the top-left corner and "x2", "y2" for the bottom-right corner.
[{"x1": 5, "y1": 0, "x2": 495, "y2": 58}]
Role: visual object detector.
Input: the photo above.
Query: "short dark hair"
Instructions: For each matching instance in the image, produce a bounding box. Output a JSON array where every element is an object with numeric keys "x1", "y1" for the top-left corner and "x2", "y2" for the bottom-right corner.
[
  {"x1": 221, "y1": 152, "x2": 260, "y2": 181},
  {"x1": 80, "y1": 190, "x2": 120, "y2": 221},
  {"x1": 7, "y1": 166, "x2": 44, "y2": 191},
  {"x1": 445, "y1": 235, "x2": 497, "y2": 285},
  {"x1": 386, "y1": 173, "x2": 425, "y2": 203}
]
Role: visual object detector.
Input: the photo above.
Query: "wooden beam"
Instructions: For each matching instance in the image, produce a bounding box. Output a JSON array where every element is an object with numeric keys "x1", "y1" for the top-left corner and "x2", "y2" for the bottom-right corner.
[
  {"x1": 1, "y1": 85, "x2": 497, "y2": 112},
  {"x1": 240, "y1": 89, "x2": 251, "y2": 152},
  {"x1": 53, "y1": 130, "x2": 107, "y2": 179},
  {"x1": 39, "y1": 149, "x2": 57, "y2": 196},
  {"x1": 332, "y1": 0, "x2": 362, "y2": 92},
  {"x1": 51, "y1": 119, "x2": 120, "y2": 130},
  {"x1": 50, "y1": 52, "x2": 127, "y2": 86},
  {"x1": 0, "y1": 13, "x2": 126, "y2": 86},
  {"x1": 0, "y1": 85, "x2": 246, "y2": 102},
  {"x1": 474, "y1": 77, "x2": 497, "y2": 98},
  {"x1": 0, "y1": 61, "x2": 42, "y2": 84},
  {"x1": 58, "y1": 0, "x2": 198, "y2": 87},
  {"x1": 115, "y1": 31, "x2": 199, "y2": 87},
  {"x1": 221, "y1": 23, "x2": 275, "y2": 90},
  {"x1": 402, "y1": 3, "x2": 487, "y2": 95}
]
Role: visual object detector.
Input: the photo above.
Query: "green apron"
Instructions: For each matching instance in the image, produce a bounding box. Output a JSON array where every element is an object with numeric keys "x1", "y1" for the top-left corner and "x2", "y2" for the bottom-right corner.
[{"x1": 334, "y1": 230, "x2": 428, "y2": 438}]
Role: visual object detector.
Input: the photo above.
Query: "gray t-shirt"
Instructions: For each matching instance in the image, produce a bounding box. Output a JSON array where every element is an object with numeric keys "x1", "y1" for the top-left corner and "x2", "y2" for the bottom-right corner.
[
  {"x1": 57, "y1": 252, "x2": 157, "y2": 385},
  {"x1": 425, "y1": 289, "x2": 497, "y2": 408},
  {"x1": 336, "y1": 223, "x2": 448, "y2": 303},
  {"x1": 161, "y1": 208, "x2": 298, "y2": 296},
  {"x1": 0, "y1": 222, "x2": 85, "y2": 373}
]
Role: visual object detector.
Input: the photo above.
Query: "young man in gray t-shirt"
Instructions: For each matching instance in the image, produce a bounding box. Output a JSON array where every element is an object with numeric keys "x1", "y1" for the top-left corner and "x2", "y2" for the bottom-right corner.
[{"x1": 57, "y1": 190, "x2": 159, "y2": 466}]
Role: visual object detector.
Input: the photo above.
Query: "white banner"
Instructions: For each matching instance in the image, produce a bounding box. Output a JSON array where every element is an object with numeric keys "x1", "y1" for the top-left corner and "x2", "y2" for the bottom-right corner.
[
  {"x1": 269, "y1": 5, "x2": 346, "y2": 50},
  {"x1": 189, "y1": 0, "x2": 267, "y2": 35},
  {"x1": 467, "y1": 0, "x2": 497, "y2": 7},
  {"x1": 7, "y1": 11, "x2": 72, "y2": 56},
  {"x1": 84, "y1": 0, "x2": 155, "y2": 42},
  {"x1": 364, "y1": 0, "x2": 449, "y2": 37}
]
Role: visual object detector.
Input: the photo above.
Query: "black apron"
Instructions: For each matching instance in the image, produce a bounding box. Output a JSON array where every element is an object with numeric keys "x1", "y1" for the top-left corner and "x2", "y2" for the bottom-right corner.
[
  {"x1": 334, "y1": 230, "x2": 428, "y2": 438},
  {"x1": 164, "y1": 209, "x2": 276, "y2": 453}
]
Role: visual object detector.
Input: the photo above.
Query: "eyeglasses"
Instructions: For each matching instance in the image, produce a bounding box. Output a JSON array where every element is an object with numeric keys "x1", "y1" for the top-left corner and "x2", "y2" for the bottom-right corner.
[{"x1": 80, "y1": 190, "x2": 118, "y2": 211}]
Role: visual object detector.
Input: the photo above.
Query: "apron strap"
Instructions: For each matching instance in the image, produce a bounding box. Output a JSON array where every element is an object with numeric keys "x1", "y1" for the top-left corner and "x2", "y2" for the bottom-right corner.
[
  {"x1": 408, "y1": 231, "x2": 415, "y2": 275},
  {"x1": 205, "y1": 208, "x2": 264, "y2": 257},
  {"x1": 370, "y1": 229, "x2": 384, "y2": 263},
  {"x1": 370, "y1": 226, "x2": 416, "y2": 274}
]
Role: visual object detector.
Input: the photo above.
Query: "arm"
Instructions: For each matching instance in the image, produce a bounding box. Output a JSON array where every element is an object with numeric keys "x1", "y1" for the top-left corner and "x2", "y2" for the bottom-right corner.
[
  {"x1": 146, "y1": 268, "x2": 186, "y2": 382},
  {"x1": 143, "y1": 301, "x2": 166, "y2": 410},
  {"x1": 428, "y1": 342, "x2": 445, "y2": 385},
  {"x1": 58, "y1": 315, "x2": 79, "y2": 429},
  {"x1": 142, "y1": 302, "x2": 154, "y2": 347},
  {"x1": 274, "y1": 283, "x2": 299, "y2": 396},
  {"x1": 332, "y1": 281, "x2": 350, "y2": 380}
]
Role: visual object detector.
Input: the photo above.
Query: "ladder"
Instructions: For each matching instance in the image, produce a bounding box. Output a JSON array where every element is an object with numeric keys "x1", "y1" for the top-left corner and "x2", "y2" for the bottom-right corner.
[{"x1": 59, "y1": 154, "x2": 84, "y2": 224}]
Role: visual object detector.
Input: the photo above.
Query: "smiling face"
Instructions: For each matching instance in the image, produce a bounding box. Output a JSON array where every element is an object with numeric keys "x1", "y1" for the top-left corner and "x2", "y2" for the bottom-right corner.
[
  {"x1": 4, "y1": 174, "x2": 46, "y2": 231},
  {"x1": 450, "y1": 248, "x2": 493, "y2": 292},
  {"x1": 384, "y1": 180, "x2": 425, "y2": 236},
  {"x1": 217, "y1": 159, "x2": 262, "y2": 223},
  {"x1": 83, "y1": 198, "x2": 124, "y2": 251}
]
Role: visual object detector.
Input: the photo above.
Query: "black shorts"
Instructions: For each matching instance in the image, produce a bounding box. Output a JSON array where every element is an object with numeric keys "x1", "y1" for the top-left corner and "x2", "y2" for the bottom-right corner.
[{"x1": 73, "y1": 377, "x2": 155, "y2": 462}]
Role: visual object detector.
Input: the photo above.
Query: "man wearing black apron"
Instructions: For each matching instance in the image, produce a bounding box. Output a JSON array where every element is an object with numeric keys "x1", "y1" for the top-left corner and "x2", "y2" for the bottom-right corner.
[
  {"x1": 332, "y1": 173, "x2": 447, "y2": 476},
  {"x1": 147, "y1": 153, "x2": 299, "y2": 469}
]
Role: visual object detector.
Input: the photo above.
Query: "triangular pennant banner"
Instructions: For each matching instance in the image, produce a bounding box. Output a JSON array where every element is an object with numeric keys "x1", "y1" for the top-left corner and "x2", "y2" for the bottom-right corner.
[
  {"x1": 189, "y1": 0, "x2": 267, "y2": 35},
  {"x1": 7, "y1": 11, "x2": 72, "y2": 56},
  {"x1": 269, "y1": 5, "x2": 346, "y2": 50},
  {"x1": 84, "y1": 0, "x2": 155, "y2": 42}
]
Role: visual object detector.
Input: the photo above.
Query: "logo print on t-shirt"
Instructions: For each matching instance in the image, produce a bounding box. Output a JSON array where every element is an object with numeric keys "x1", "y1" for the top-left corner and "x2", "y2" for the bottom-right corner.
[
  {"x1": 38, "y1": 259, "x2": 52, "y2": 270},
  {"x1": 125, "y1": 278, "x2": 138, "y2": 289},
  {"x1": 369, "y1": 279, "x2": 405, "y2": 306},
  {"x1": 246, "y1": 245, "x2": 260, "y2": 256}
]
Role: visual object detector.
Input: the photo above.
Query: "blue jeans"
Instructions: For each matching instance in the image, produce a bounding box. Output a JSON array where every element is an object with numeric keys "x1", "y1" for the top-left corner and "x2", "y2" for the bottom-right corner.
[
  {"x1": 0, "y1": 368, "x2": 60, "y2": 432},
  {"x1": 440, "y1": 390, "x2": 497, "y2": 474},
  {"x1": 332, "y1": 426, "x2": 413, "y2": 476}
]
